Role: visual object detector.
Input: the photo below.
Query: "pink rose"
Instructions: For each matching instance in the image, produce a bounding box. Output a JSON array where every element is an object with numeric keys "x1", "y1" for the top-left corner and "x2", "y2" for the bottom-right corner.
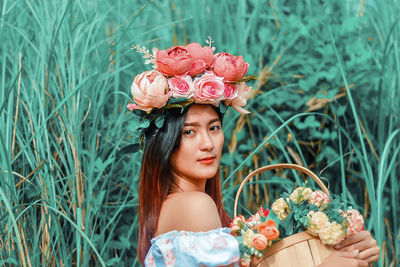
[
  {"x1": 343, "y1": 209, "x2": 364, "y2": 236},
  {"x1": 230, "y1": 82, "x2": 252, "y2": 114},
  {"x1": 186, "y1": 42, "x2": 214, "y2": 67},
  {"x1": 155, "y1": 46, "x2": 193, "y2": 76},
  {"x1": 212, "y1": 52, "x2": 249, "y2": 81},
  {"x1": 252, "y1": 233, "x2": 268, "y2": 250},
  {"x1": 193, "y1": 72, "x2": 225, "y2": 103},
  {"x1": 309, "y1": 190, "x2": 330, "y2": 208},
  {"x1": 130, "y1": 70, "x2": 169, "y2": 111},
  {"x1": 188, "y1": 59, "x2": 206, "y2": 77},
  {"x1": 167, "y1": 75, "x2": 194, "y2": 98},
  {"x1": 229, "y1": 215, "x2": 245, "y2": 236},
  {"x1": 223, "y1": 83, "x2": 239, "y2": 100}
]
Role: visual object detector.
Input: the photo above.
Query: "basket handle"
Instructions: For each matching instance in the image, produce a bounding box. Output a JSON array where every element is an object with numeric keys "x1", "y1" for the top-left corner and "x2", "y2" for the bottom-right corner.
[{"x1": 233, "y1": 163, "x2": 329, "y2": 218}]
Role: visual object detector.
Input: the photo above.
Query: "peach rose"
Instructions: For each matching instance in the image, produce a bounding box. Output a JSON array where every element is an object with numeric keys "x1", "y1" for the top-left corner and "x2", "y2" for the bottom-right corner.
[
  {"x1": 167, "y1": 75, "x2": 194, "y2": 98},
  {"x1": 193, "y1": 72, "x2": 225, "y2": 103},
  {"x1": 230, "y1": 82, "x2": 252, "y2": 114},
  {"x1": 186, "y1": 42, "x2": 214, "y2": 67},
  {"x1": 212, "y1": 52, "x2": 249, "y2": 81},
  {"x1": 155, "y1": 46, "x2": 193, "y2": 76},
  {"x1": 223, "y1": 82, "x2": 239, "y2": 100},
  {"x1": 252, "y1": 233, "x2": 268, "y2": 250},
  {"x1": 188, "y1": 59, "x2": 206, "y2": 77},
  {"x1": 130, "y1": 70, "x2": 169, "y2": 111},
  {"x1": 257, "y1": 219, "x2": 280, "y2": 240}
]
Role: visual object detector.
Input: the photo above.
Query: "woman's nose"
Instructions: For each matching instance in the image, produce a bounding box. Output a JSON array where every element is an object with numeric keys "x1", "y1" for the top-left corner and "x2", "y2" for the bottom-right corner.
[{"x1": 199, "y1": 132, "x2": 214, "y2": 151}]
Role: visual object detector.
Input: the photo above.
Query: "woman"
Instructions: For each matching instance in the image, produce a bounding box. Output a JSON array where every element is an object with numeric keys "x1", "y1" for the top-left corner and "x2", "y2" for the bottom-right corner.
[
  {"x1": 135, "y1": 104, "x2": 379, "y2": 266},
  {"x1": 137, "y1": 104, "x2": 239, "y2": 266},
  {"x1": 129, "y1": 42, "x2": 380, "y2": 266}
]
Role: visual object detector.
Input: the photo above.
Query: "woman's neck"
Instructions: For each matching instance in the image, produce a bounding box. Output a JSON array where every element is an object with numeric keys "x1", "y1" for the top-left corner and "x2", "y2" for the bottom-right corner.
[{"x1": 170, "y1": 171, "x2": 207, "y2": 193}]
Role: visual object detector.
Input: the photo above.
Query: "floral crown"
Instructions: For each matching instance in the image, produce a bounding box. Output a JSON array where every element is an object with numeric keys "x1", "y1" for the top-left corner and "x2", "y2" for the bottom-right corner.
[{"x1": 124, "y1": 39, "x2": 256, "y2": 152}]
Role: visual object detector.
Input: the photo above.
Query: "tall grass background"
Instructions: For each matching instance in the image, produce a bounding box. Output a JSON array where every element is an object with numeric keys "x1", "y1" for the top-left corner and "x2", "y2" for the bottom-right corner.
[{"x1": 0, "y1": 0, "x2": 398, "y2": 266}]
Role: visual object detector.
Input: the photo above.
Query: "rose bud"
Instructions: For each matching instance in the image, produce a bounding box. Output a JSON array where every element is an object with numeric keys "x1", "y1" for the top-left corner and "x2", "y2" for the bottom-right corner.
[
  {"x1": 188, "y1": 59, "x2": 206, "y2": 77},
  {"x1": 229, "y1": 215, "x2": 245, "y2": 236},
  {"x1": 186, "y1": 42, "x2": 214, "y2": 67},
  {"x1": 230, "y1": 82, "x2": 252, "y2": 114},
  {"x1": 212, "y1": 52, "x2": 249, "y2": 82},
  {"x1": 239, "y1": 259, "x2": 251, "y2": 267}
]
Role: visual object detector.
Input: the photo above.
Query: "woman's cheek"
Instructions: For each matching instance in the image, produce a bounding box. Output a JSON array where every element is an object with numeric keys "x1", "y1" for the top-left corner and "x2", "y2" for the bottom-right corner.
[{"x1": 217, "y1": 133, "x2": 224, "y2": 157}]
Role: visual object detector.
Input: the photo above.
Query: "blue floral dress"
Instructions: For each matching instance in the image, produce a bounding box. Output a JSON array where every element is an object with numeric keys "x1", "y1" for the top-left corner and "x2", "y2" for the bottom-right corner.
[{"x1": 144, "y1": 227, "x2": 240, "y2": 266}]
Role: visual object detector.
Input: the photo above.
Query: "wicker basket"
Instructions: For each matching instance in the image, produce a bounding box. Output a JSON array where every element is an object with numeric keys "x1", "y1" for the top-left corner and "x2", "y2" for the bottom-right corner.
[{"x1": 233, "y1": 163, "x2": 334, "y2": 267}]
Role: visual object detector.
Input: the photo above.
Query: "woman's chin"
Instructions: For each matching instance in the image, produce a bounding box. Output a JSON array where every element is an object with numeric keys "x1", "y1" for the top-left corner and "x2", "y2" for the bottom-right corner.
[
  {"x1": 202, "y1": 171, "x2": 219, "y2": 180},
  {"x1": 195, "y1": 163, "x2": 219, "y2": 178}
]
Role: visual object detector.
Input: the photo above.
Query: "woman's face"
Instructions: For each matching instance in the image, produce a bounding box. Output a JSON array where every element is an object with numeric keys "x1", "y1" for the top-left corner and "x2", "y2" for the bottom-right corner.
[{"x1": 170, "y1": 104, "x2": 224, "y2": 183}]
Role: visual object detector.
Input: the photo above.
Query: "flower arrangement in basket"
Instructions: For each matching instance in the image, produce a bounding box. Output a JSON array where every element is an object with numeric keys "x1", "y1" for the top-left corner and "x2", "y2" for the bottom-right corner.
[{"x1": 231, "y1": 164, "x2": 365, "y2": 267}]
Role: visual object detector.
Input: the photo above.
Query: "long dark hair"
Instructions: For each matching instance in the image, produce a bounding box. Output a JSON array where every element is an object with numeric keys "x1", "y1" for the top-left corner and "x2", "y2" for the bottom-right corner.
[{"x1": 137, "y1": 105, "x2": 231, "y2": 264}]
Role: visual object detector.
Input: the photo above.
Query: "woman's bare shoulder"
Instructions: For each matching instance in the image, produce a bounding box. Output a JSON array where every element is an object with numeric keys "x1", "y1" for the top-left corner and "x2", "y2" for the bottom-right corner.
[
  {"x1": 166, "y1": 191, "x2": 215, "y2": 205},
  {"x1": 155, "y1": 191, "x2": 222, "y2": 236}
]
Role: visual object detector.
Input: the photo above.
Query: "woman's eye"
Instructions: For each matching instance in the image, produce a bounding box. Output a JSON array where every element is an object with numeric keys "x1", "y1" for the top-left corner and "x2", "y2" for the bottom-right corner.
[
  {"x1": 183, "y1": 129, "x2": 195, "y2": 136},
  {"x1": 210, "y1": 125, "x2": 220, "y2": 132}
]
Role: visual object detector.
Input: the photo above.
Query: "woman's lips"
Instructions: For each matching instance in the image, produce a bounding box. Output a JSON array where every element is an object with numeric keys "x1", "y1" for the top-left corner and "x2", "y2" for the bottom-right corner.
[{"x1": 198, "y1": 157, "x2": 216, "y2": 164}]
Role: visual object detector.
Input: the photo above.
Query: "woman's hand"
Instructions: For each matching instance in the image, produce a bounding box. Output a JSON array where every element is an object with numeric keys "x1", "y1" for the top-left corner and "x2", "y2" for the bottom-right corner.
[
  {"x1": 318, "y1": 249, "x2": 369, "y2": 267},
  {"x1": 334, "y1": 230, "x2": 380, "y2": 264}
]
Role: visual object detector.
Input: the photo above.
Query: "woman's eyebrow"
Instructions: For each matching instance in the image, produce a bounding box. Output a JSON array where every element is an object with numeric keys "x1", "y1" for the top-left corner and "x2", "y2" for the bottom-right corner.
[
  {"x1": 184, "y1": 122, "x2": 200, "y2": 126},
  {"x1": 208, "y1": 118, "x2": 220, "y2": 125},
  {"x1": 184, "y1": 117, "x2": 220, "y2": 126}
]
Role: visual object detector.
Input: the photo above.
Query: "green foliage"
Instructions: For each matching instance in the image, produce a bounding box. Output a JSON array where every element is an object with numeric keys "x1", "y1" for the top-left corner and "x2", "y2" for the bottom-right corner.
[{"x1": 0, "y1": 0, "x2": 399, "y2": 266}]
